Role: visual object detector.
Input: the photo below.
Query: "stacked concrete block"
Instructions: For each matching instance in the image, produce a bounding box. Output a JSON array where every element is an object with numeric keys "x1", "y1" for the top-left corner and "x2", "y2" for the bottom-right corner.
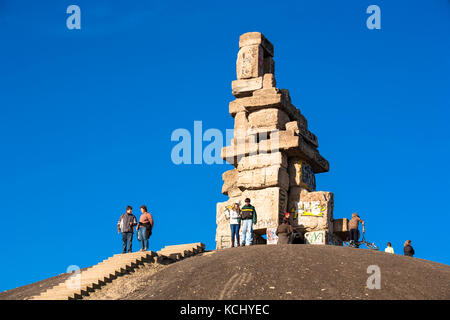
[{"x1": 217, "y1": 32, "x2": 335, "y2": 249}]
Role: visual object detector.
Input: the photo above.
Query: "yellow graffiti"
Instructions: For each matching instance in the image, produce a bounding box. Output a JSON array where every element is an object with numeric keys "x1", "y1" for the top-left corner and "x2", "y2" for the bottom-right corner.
[{"x1": 298, "y1": 201, "x2": 326, "y2": 217}]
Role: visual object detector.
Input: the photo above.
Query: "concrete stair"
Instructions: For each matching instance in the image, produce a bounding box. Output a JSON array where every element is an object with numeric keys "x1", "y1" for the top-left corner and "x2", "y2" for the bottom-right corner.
[
  {"x1": 157, "y1": 242, "x2": 205, "y2": 258},
  {"x1": 30, "y1": 243, "x2": 205, "y2": 300}
]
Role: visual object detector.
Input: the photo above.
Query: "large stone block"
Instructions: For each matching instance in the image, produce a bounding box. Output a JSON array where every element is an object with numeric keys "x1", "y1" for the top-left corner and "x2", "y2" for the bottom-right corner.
[
  {"x1": 239, "y1": 32, "x2": 274, "y2": 57},
  {"x1": 237, "y1": 165, "x2": 289, "y2": 191},
  {"x1": 248, "y1": 108, "x2": 290, "y2": 131},
  {"x1": 232, "y1": 77, "x2": 263, "y2": 97},
  {"x1": 216, "y1": 201, "x2": 234, "y2": 249},
  {"x1": 285, "y1": 120, "x2": 318, "y2": 148},
  {"x1": 216, "y1": 187, "x2": 287, "y2": 248},
  {"x1": 333, "y1": 218, "x2": 349, "y2": 241},
  {"x1": 229, "y1": 90, "x2": 305, "y2": 126},
  {"x1": 288, "y1": 158, "x2": 316, "y2": 191},
  {"x1": 236, "y1": 45, "x2": 264, "y2": 79},
  {"x1": 221, "y1": 130, "x2": 329, "y2": 173},
  {"x1": 304, "y1": 230, "x2": 342, "y2": 246},
  {"x1": 263, "y1": 73, "x2": 276, "y2": 88},
  {"x1": 237, "y1": 152, "x2": 287, "y2": 171},
  {"x1": 241, "y1": 187, "x2": 288, "y2": 231},
  {"x1": 288, "y1": 189, "x2": 334, "y2": 233},
  {"x1": 221, "y1": 169, "x2": 238, "y2": 195}
]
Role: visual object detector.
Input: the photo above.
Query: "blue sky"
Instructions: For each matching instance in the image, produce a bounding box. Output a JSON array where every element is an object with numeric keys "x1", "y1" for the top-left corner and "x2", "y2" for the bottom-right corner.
[{"x1": 0, "y1": 0, "x2": 449, "y2": 292}]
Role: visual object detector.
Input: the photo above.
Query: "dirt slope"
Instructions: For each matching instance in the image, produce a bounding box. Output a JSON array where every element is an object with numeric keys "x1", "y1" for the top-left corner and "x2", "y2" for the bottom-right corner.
[
  {"x1": 121, "y1": 245, "x2": 449, "y2": 300},
  {"x1": 0, "y1": 268, "x2": 88, "y2": 300},
  {"x1": 1, "y1": 245, "x2": 449, "y2": 300}
]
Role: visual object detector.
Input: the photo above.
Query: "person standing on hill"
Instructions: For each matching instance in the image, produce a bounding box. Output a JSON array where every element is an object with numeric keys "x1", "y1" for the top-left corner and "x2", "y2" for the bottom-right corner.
[
  {"x1": 137, "y1": 205, "x2": 154, "y2": 252},
  {"x1": 276, "y1": 217, "x2": 294, "y2": 245},
  {"x1": 384, "y1": 242, "x2": 395, "y2": 254},
  {"x1": 117, "y1": 206, "x2": 138, "y2": 253},
  {"x1": 348, "y1": 212, "x2": 365, "y2": 248},
  {"x1": 240, "y1": 198, "x2": 257, "y2": 246},
  {"x1": 225, "y1": 203, "x2": 241, "y2": 247},
  {"x1": 403, "y1": 240, "x2": 415, "y2": 257}
]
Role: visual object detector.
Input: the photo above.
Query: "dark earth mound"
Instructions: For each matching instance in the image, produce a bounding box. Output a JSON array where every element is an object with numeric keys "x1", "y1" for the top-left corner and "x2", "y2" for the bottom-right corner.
[
  {"x1": 123, "y1": 245, "x2": 449, "y2": 300},
  {"x1": 1, "y1": 245, "x2": 449, "y2": 300},
  {"x1": 0, "y1": 268, "x2": 88, "y2": 300}
]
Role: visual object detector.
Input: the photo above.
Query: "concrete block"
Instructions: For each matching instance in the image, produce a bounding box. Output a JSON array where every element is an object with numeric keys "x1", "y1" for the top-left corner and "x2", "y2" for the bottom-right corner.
[
  {"x1": 236, "y1": 45, "x2": 264, "y2": 79},
  {"x1": 232, "y1": 77, "x2": 263, "y2": 97}
]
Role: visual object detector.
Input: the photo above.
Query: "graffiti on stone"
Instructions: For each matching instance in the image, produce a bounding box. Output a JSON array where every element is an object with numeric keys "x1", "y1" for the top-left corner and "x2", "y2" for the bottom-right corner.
[
  {"x1": 266, "y1": 227, "x2": 278, "y2": 245},
  {"x1": 297, "y1": 201, "x2": 326, "y2": 217},
  {"x1": 304, "y1": 231, "x2": 325, "y2": 245},
  {"x1": 301, "y1": 162, "x2": 316, "y2": 191}
]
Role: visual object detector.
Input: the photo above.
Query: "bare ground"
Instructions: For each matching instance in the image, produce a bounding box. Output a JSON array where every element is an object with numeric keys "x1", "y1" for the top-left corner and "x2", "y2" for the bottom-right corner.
[
  {"x1": 84, "y1": 262, "x2": 167, "y2": 300},
  {"x1": 2, "y1": 246, "x2": 449, "y2": 300}
]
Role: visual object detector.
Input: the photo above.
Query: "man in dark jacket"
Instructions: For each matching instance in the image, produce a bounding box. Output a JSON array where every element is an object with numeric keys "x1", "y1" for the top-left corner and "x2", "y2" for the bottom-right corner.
[
  {"x1": 117, "y1": 206, "x2": 137, "y2": 253},
  {"x1": 240, "y1": 198, "x2": 257, "y2": 246},
  {"x1": 403, "y1": 240, "x2": 415, "y2": 257}
]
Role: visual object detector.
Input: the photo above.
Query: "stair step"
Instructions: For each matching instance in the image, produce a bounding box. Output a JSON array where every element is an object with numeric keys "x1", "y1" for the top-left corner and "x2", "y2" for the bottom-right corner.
[{"x1": 30, "y1": 247, "x2": 186, "y2": 300}]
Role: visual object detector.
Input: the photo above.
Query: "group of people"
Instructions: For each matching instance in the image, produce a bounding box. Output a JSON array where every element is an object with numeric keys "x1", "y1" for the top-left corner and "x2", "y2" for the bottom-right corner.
[
  {"x1": 384, "y1": 240, "x2": 415, "y2": 256},
  {"x1": 347, "y1": 212, "x2": 415, "y2": 257},
  {"x1": 224, "y1": 204, "x2": 416, "y2": 257},
  {"x1": 117, "y1": 205, "x2": 154, "y2": 253},
  {"x1": 224, "y1": 198, "x2": 257, "y2": 247}
]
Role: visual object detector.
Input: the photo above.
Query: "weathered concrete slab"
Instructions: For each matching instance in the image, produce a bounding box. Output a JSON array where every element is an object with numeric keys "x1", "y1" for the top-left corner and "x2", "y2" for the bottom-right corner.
[
  {"x1": 248, "y1": 108, "x2": 290, "y2": 131},
  {"x1": 288, "y1": 190, "x2": 334, "y2": 233},
  {"x1": 304, "y1": 230, "x2": 342, "y2": 246},
  {"x1": 221, "y1": 131, "x2": 329, "y2": 173},
  {"x1": 236, "y1": 45, "x2": 264, "y2": 79},
  {"x1": 221, "y1": 168, "x2": 238, "y2": 195},
  {"x1": 237, "y1": 164, "x2": 289, "y2": 190},
  {"x1": 288, "y1": 158, "x2": 316, "y2": 191},
  {"x1": 216, "y1": 187, "x2": 288, "y2": 248},
  {"x1": 232, "y1": 77, "x2": 263, "y2": 97},
  {"x1": 239, "y1": 32, "x2": 274, "y2": 57},
  {"x1": 237, "y1": 152, "x2": 287, "y2": 171}
]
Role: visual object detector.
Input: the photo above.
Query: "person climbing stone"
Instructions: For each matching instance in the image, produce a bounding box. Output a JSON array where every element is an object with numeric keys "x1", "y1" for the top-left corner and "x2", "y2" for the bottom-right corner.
[
  {"x1": 348, "y1": 212, "x2": 365, "y2": 248},
  {"x1": 276, "y1": 217, "x2": 294, "y2": 245},
  {"x1": 403, "y1": 240, "x2": 415, "y2": 257},
  {"x1": 240, "y1": 198, "x2": 257, "y2": 246},
  {"x1": 225, "y1": 203, "x2": 241, "y2": 247},
  {"x1": 384, "y1": 242, "x2": 395, "y2": 254},
  {"x1": 117, "y1": 205, "x2": 137, "y2": 253},
  {"x1": 137, "y1": 205, "x2": 153, "y2": 252}
]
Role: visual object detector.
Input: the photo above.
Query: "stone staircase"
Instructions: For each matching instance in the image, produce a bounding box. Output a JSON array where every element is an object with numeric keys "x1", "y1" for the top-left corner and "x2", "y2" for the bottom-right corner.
[
  {"x1": 30, "y1": 242, "x2": 205, "y2": 300},
  {"x1": 157, "y1": 242, "x2": 205, "y2": 259}
]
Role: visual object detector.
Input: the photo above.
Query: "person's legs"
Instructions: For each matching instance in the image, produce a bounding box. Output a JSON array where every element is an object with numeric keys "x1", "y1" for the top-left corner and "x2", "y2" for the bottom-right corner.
[
  {"x1": 144, "y1": 231, "x2": 149, "y2": 251},
  {"x1": 236, "y1": 225, "x2": 240, "y2": 247},
  {"x1": 240, "y1": 220, "x2": 248, "y2": 246},
  {"x1": 349, "y1": 229, "x2": 358, "y2": 247},
  {"x1": 230, "y1": 224, "x2": 236, "y2": 247},
  {"x1": 127, "y1": 232, "x2": 133, "y2": 253},
  {"x1": 122, "y1": 233, "x2": 128, "y2": 253},
  {"x1": 247, "y1": 220, "x2": 253, "y2": 245},
  {"x1": 143, "y1": 226, "x2": 149, "y2": 250},
  {"x1": 139, "y1": 227, "x2": 147, "y2": 250}
]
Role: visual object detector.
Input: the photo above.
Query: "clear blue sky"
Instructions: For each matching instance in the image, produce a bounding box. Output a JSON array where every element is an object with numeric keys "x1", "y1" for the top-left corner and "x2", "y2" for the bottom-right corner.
[{"x1": 0, "y1": 0, "x2": 449, "y2": 292}]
